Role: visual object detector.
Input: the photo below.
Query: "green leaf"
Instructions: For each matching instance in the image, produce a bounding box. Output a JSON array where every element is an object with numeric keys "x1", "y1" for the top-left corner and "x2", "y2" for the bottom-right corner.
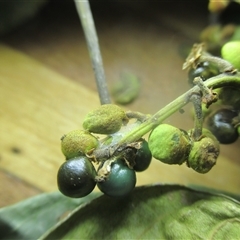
[
  {"x1": 41, "y1": 184, "x2": 240, "y2": 239},
  {"x1": 0, "y1": 191, "x2": 101, "y2": 240},
  {"x1": 188, "y1": 184, "x2": 240, "y2": 201}
]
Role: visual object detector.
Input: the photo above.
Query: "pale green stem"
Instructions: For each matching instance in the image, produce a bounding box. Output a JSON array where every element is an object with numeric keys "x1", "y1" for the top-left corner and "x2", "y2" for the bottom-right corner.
[
  {"x1": 118, "y1": 73, "x2": 240, "y2": 146},
  {"x1": 74, "y1": 0, "x2": 111, "y2": 105}
]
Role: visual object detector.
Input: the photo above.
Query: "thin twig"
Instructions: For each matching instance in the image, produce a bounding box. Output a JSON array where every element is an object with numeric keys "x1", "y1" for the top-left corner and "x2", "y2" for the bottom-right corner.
[
  {"x1": 189, "y1": 93, "x2": 203, "y2": 140},
  {"x1": 193, "y1": 77, "x2": 218, "y2": 108},
  {"x1": 74, "y1": 0, "x2": 111, "y2": 105}
]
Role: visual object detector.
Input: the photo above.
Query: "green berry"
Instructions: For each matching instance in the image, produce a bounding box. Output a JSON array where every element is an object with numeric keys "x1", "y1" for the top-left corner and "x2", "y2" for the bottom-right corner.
[
  {"x1": 148, "y1": 124, "x2": 192, "y2": 165},
  {"x1": 187, "y1": 129, "x2": 220, "y2": 174},
  {"x1": 57, "y1": 156, "x2": 96, "y2": 198},
  {"x1": 133, "y1": 139, "x2": 152, "y2": 172},
  {"x1": 83, "y1": 104, "x2": 128, "y2": 134},
  {"x1": 61, "y1": 130, "x2": 99, "y2": 159},
  {"x1": 221, "y1": 41, "x2": 240, "y2": 69},
  {"x1": 97, "y1": 159, "x2": 136, "y2": 197}
]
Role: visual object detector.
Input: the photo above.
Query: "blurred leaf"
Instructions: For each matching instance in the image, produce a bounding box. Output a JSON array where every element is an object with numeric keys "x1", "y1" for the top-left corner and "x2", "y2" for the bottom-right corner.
[
  {"x1": 111, "y1": 71, "x2": 141, "y2": 105},
  {"x1": 40, "y1": 184, "x2": 240, "y2": 239},
  {"x1": 0, "y1": 1, "x2": 47, "y2": 35},
  {"x1": 0, "y1": 191, "x2": 101, "y2": 240},
  {"x1": 208, "y1": 0, "x2": 230, "y2": 13}
]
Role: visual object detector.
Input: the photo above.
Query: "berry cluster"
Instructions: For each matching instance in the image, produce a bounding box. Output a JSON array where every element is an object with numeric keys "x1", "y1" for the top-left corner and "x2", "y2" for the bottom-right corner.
[
  {"x1": 57, "y1": 41, "x2": 240, "y2": 199},
  {"x1": 57, "y1": 104, "x2": 152, "y2": 198},
  {"x1": 57, "y1": 104, "x2": 222, "y2": 199}
]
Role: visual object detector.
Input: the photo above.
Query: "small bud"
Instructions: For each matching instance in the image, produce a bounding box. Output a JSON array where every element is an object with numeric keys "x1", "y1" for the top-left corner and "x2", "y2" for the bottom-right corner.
[
  {"x1": 148, "y1": 124, "x2": 192, "y2": 165},
  {"x1": 61, "y1": 130, "x2": 99, "y2": 159},
  {"x1": 83, "y1": 104, "x2": 128, "y2": 134},
  {"x1": 187, "y1": 129, "x2": 220, "y2": 173}
]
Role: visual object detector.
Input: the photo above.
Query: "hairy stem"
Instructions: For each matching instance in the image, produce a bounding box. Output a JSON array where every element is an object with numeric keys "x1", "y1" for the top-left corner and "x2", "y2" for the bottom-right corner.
[{"x1": 74, "y1": 0, "x2": 111, "y2": 104}]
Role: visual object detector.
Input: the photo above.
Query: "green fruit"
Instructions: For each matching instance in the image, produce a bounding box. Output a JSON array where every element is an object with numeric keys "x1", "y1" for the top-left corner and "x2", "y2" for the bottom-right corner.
[
  {"x1": 187, "y1": 129, "x2": 220, "y2": 174},
  {"x1": 57, "y1": 156, "x2": 96, "y2": 198},
  {"x1": 221, "y1": 41, "x2": 240, "y2": 69},
  {"x1": 61, "y1": 130, "x2": 99, "y2": 159},
  {"x1": 148, "y1": 124, "x2": 192, "y2": 165},
  {"x1": 97, "y1": 159, "x2": 136, "y2": 197},
  {"x1": 133, "y1": 139, "x2": 152, "y2": 172},
  {"x1": 83, "y1": 104, "x2": 128, "y2": 134}
]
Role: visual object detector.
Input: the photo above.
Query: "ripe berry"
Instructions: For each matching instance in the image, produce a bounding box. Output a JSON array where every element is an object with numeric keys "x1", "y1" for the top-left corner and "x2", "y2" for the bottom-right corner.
[
  {"x1": 188, "y1": 61, "x2": 219, "y2": 86},
  {"x1": 57, "y1": 156, "x2": 96, "y2": 198},
  {"x1": 97, "y1": 159, "x2": 136, "y2": 197},
  {"x1": 133, "y1": 139, "x2": 152, "y2": 172},
  {"x1": 206, "y1": 108, "x2": 239, "y2": 144}
]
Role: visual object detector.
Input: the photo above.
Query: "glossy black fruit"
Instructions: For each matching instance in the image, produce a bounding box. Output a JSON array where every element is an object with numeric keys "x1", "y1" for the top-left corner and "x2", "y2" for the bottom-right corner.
[
  {"x1": 206, "y1": 108, "x2": 239, "y2": 144},
  {"x1": 188, "y1": 61, "x2": 219, "y2": 86},
  {"x1": 57, "y1": 156, "x2": 96, "y2": 198},
  {"x1": 133, "y1": 140, "x2": 152, "y2": 172},
  {"x1": 97, "y1": 159, "x2": 136, "y2": 197}
]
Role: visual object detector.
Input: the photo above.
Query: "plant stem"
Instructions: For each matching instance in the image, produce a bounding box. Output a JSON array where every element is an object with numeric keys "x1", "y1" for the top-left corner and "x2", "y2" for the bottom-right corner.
[
  {"x1": 74, "y1": 0, "x2": 111, "y2": 105},
  {"x1": 117, "y1": 73, "x2": 240, "y2": 146},
  {"x1": 189, "y1": 93, "x2": 203, "y2": 140}
]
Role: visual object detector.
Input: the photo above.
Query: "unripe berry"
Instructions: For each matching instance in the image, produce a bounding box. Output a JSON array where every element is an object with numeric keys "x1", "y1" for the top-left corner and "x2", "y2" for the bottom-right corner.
[
  {"x1": 61, "y1": 130, "x2": 99, "y2": 159},
  {"x1": 83, "y1": 104, "x2": 128, "y2": 134},
  {"x1": 187, "y1": 129, "x2": 220, "y2": 173},
  {"x1": 221, "y1": 41, "x2": 240, "y2": 70},
  {"x1": 148, "y1": 124, "x2": 192, "y2": 165}
]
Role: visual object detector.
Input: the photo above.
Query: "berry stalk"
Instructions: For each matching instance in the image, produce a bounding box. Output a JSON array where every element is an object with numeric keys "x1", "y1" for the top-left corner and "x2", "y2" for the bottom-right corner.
[{"x1": 117, "y1": 73, "x2": 240, "y2": 146}]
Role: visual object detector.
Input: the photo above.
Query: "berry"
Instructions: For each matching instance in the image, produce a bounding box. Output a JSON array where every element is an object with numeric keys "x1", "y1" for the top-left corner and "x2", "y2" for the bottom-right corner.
[
  {"x1": 187, "y1": 129, "x2": 219, "y2": 174},
  {"x1": 188, "y1": 61, "x2": 219, "y2": 86},
  {"x1": 133, "y1": 139, "x2": 152, "y2": 172},
  {"x1": 97, "y1": 159, "x2": 136, "y2": 197},
  {"x1": 221, "y1": 41, "x2": 240, "y2": 70},
  {"x1": 206, "y1": 108, "x2": 239, "y2": 144},
  {"x1": 148, "y1": 124, "x2": 192, "y2": 165},
  {"x1": 57, "y1": 156, "x2": 96, "y2": 198},
  {"x1": 217, "y1": 87, "x2": 240, "y2": 110},
  {"x1": 83, "y1": 104, "x2": 129, "y2": 134},
  {"x1": 61, "y1": 130, "x2": 99, "y2": 159}
]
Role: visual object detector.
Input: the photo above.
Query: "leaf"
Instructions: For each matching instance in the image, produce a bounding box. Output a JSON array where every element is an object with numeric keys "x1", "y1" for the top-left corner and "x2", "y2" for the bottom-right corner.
[
  {"x1": 188, "y1": 184, "x2": 240, "y2": 201},
  {"x1": 40, "y1": 184, "x2": 240, "y2": 240},
  {"x1": 0, "y1": 191, "x2": 101, "y2": 240}
]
